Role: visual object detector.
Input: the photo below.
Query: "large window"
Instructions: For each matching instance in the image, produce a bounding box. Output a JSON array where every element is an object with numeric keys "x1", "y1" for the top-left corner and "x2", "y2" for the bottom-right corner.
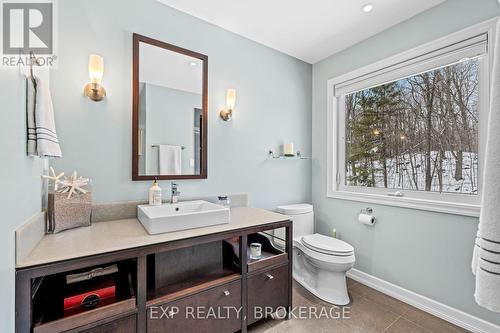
[
  {"x1": 327, "y1": 22, "x2": 495, "y2": 216},
  {"x1": 345, "y1": 58, "x2": 479, "y2": 195}
]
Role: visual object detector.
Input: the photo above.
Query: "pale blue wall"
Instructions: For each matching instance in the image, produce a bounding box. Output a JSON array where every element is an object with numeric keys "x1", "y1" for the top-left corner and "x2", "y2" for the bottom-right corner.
[
  {"x1": 143, "y1": 84, "x2": 200, "y2": 175},
  {"x1": 50, "y1": 0, "x2": 312, "y2": 209},
  {"x1": 0, "y1": 70, "x2": 45, "y2": 331},
  {"x1": 312, "y1": 0, "x2": 500, "y2": 325}
]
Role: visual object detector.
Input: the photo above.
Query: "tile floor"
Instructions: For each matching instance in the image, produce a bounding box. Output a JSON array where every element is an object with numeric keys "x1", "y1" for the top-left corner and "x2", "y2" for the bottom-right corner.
[{"x1": 248, "y1": 279, "x2": 470, "y2": 333}]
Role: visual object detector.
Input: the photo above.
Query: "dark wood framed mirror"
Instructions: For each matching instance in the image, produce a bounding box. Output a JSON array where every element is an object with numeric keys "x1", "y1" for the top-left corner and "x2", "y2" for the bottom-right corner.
[{"x1": 132, "y1": 33, "x2": 208, "y2": 180}]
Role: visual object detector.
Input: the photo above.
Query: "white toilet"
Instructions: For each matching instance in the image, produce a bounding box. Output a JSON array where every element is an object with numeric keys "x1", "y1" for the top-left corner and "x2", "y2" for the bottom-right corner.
[{"x1": 275, "y1": 204, "x2": 355, "y2": 305}]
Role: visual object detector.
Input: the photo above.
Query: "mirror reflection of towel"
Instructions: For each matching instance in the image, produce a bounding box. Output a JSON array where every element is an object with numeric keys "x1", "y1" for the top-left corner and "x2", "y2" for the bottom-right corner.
[{"x1": 159, "y1": 145, "x2": 182, "y2": 175}]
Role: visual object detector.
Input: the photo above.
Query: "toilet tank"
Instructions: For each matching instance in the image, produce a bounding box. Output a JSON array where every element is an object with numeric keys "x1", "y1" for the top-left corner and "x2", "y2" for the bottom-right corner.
[{"x1": 275, "y1": 204, "x2": 314, "y2": 241}]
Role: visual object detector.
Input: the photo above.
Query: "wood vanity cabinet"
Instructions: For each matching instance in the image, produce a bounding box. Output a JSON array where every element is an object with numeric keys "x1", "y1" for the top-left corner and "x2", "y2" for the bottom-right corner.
[{"x1": 16, "y1": 219, "x2": 292, "y2": 333}]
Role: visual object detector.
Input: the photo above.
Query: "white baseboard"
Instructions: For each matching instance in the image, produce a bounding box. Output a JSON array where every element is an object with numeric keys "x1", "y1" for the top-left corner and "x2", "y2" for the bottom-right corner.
[{"x1": 347, "y1": 269, "x2": 500, "y2": 333}]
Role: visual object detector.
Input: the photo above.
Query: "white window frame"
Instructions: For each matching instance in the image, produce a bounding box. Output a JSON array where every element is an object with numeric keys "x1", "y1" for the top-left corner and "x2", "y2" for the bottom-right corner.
[{"x1": 327, "y1": 19, "x2": 498, "y2": 217}]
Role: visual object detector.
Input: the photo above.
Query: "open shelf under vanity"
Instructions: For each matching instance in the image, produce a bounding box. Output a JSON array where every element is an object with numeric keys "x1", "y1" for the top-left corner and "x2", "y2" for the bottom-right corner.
[
  {"x1": 146, "y1": 239, "x2": 242, "y2": 306},
  {"x1": 31, "y1": 259, "x2": 138, "y2": 333},
  {"x1": 222, "y1": 232, "x2": 288, "y2": 273}
]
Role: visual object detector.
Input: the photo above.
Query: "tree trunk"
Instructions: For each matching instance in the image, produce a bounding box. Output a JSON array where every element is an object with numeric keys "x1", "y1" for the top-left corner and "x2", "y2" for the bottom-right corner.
[
  {"x1": 350, "y1": 160, "x2": 357, "y2": 185},
  {"x1": 380, "y1": 133, "x2": 388, "y2": 188},
  {"x1": 438, "y1": 150, "x2": 444, "y2": 192},
  {"x1": 455, "y1": 151, "x2": 463, "y2": 181},
  {"x1": 425, "y1": 109, "x2": 433, "y2": 191},
  {"x1": 423, "y1": 74, "x2": 435, "y2": 192},
  {"x1": 370, "y1": 158, "x2": 376, "y2": 187}
]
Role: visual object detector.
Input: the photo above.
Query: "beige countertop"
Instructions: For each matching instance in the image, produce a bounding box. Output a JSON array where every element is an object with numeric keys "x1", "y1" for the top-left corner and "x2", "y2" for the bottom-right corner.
[{"x1": 17, "y1": 207, "x2": 290, "y2": 269}]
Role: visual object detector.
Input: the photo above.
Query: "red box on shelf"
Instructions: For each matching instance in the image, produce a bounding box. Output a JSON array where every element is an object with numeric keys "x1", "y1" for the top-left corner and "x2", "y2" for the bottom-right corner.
[{"x1": 63, "y1": 281, "x2": 116, "y2": 316}]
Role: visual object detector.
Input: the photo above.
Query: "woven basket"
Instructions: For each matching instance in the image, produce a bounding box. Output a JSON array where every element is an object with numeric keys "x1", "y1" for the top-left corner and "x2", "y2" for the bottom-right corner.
[{"x1": 47, "y1": 191, "x2": 92, "y2": 233}]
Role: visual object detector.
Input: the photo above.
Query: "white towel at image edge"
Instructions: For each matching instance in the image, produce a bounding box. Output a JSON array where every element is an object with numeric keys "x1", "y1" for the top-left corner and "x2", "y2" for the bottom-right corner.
[
  {"x1": 26, "y1": 76, "x2": 62, "y2": 158},
  {"x1": 471, "y1": 19, "x2": 500, "y2": 313},
  {"x1": 158, "y1": 145, "x2": 182, "y2": 175}
]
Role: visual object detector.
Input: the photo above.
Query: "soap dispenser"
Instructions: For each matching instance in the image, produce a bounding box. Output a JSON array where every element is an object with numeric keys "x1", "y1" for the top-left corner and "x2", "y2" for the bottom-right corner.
[{"x1": 149, "y1": 179, "x2": 162, "y2": 206}]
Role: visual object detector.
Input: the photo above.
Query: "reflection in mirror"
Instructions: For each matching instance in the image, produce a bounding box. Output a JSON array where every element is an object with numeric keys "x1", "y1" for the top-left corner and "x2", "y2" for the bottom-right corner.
[{"x1": 133, "y1": 34, "x2": 207, "y2": 180}]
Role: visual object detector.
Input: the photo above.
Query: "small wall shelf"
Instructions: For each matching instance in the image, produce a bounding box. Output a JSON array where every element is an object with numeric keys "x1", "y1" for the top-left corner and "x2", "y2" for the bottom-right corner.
[{"x1": 268, "y1": 150, "x2": 309, "y2": 160}]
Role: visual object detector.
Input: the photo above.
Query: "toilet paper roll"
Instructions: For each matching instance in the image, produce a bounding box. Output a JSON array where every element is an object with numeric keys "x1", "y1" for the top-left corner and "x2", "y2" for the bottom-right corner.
[{"x1": 358, "y1": 213, "x2": 375, "y2": 225}]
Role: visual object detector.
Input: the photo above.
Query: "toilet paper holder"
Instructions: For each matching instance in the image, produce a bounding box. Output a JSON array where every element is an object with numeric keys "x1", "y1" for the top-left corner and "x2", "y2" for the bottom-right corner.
[{"x1": 360, "y1": 207, "x2": 373, "y2": 214}]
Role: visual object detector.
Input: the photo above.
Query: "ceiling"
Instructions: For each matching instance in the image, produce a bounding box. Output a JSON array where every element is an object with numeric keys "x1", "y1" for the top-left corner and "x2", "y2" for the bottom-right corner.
[
  {"x1": 139, "y1": 42, "x2": 202, "y2": 94},
  {"x1": 157, "y1": 0, "x2": 446, "y2": 64}
]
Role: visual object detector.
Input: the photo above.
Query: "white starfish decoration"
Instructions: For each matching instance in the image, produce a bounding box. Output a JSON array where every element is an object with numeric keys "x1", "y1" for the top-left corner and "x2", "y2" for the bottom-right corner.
[
  {"x1": 42, "y1": 169, "x2": 90, "y2": 199},
  {"x1": 60, "y1": 171, "x2": 89, "y2": 199},
  {"x1": 41, "y1": 167, "x2": 65, "y2": 191}
]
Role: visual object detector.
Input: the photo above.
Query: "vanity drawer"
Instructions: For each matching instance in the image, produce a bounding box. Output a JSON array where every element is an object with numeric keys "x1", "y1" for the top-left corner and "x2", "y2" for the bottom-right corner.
[
  {"x1": 247, "y1": 264, "x2": 289, "y2": 325},
  {"x1": 147, "y1": 280, "x2": 241, "y2": 333},
  {"x1": 79, "y1": 315, "x2": 136, "y2": 333}
]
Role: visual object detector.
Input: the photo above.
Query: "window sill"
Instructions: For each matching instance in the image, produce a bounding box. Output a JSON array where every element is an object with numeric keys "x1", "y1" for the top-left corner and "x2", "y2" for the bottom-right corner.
[{"x1": 326, "y1": 190, "x2": 480, "y2": 217}]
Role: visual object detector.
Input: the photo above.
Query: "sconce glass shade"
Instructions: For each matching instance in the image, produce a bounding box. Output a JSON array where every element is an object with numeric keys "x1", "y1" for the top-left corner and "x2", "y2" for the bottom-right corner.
[
  {"x1": 85, "y1": 54, "x2": 106, "y2": 101},
  {"x1": 220, "y1": 88, "x2": 236, "y2": 121},
  {"x1": 226, "y1": 88, "x2": 236, "y2": 110},
  {"x1": 88, "y1": 54, "x2": 104, "y2": 84}
]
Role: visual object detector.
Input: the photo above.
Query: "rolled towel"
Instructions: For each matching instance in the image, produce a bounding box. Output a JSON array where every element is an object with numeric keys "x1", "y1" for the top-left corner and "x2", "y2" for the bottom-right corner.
[{"x1": 34, "y1": 76, "x2": 62, "y2": 158}]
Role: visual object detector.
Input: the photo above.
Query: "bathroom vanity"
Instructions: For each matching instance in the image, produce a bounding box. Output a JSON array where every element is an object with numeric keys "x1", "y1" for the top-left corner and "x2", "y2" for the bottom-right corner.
[{"x1": 15, "y1": 207, "x2": 292, "y2": 333}]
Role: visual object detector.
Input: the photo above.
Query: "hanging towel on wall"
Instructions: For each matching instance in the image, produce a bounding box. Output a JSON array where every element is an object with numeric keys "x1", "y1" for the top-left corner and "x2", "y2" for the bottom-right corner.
[
  {"x1": 472, "y1": 19, "x2": 500, "y2": 313},
  {"x1": 26, "y1": 76, "x2": 62, "y2": 158},
  {"x1": 26, "y1": 78, "x2": 38, "y2": 156},
  {"x1": 34, "y1": 76, "x2": 62, "y2": 158},
  {"x1": 159, "y1": 145, "x2": 182, "y2": 175}
]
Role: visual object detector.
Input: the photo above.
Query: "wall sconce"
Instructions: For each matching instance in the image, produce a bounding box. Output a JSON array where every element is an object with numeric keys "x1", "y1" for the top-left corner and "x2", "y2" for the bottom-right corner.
[
  {"x1": 84, "y1": 54, "x2": 106, "y2": 102},
  {"x1": 220, "y1": 88, "x2": 236, "y2": 121}
]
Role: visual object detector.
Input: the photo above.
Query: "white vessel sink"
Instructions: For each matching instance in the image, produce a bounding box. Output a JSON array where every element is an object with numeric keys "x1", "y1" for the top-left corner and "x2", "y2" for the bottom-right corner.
[{"x1": 137, "y1": 200, "x2": 230, "y2": 235}]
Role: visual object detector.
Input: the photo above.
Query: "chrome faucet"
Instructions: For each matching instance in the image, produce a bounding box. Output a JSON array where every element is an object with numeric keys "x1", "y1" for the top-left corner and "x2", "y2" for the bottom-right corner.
[{"x1": 170, "y1": 182, "x2": 180, "y2": 203}]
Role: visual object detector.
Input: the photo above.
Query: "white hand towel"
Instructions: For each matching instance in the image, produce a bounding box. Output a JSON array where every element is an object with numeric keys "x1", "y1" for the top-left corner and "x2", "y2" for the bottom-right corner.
[
  {"x1": 26, "y1": 78, "x2": 37, "y2": 156},
  {"x1": 34, "y1": 76, "x2": 62, "y2": 158},
  {"x1": 159, "y1": 145, "x2": 182, "y2": 175},
  {"x1": 472, "y1": 19, "x2": 500, "y2": 313}
]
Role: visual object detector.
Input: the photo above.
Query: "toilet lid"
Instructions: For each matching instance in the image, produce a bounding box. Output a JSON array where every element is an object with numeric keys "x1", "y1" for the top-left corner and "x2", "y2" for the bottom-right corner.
[
  {"x1": 276, "y1": 204, "x2": 313, "y2": 215},
  {"x1": 301, "y1": 233, "x2": 354, "y2": 256}
]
